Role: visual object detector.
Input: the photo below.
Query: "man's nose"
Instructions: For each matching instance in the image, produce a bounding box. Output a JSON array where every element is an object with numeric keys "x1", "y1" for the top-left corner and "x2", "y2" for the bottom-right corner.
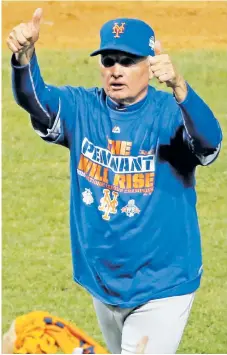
[{"x1": 111, "y1": 63, "x2": 123, "y2": 78}]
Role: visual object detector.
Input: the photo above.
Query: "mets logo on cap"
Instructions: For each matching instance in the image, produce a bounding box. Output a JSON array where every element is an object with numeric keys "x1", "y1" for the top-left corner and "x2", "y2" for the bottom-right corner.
[{"x1": 112, "y1": 22, "x2": 125, "y2": 38}]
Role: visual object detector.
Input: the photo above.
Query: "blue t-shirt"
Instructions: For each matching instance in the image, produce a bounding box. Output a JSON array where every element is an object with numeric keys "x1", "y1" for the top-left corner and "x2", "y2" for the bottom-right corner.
[{"x1": 11, "y1": 53, "x2": 222, "y2": 307}]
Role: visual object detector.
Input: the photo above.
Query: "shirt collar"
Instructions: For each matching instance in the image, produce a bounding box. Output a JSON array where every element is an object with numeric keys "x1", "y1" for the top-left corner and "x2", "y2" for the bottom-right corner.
[{"x1": 106, "y1": 94, "x2": 148, "y2": 112}]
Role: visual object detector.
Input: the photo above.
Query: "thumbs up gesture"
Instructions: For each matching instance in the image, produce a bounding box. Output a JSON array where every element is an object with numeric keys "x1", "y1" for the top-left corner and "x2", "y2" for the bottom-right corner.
[
  {"x1": 149, "y1": 40, "x2": 187, "y2": 101},
  {"x1": 6, "y1": 8, "x2": 43, "y2": 64},
  {"x1": 149, "y1": 40, "x2": 183, "y2": 89}
]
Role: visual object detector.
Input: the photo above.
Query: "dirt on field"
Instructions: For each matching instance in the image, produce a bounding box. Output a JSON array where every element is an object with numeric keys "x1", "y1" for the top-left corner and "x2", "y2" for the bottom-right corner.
[{"x1": 2, "y1": 1, "x2": 227, "y2": 51}]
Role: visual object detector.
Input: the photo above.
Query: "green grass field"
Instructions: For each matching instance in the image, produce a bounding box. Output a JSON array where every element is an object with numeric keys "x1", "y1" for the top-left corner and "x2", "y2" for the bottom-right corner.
[{"x1": 2, "y1": 49, "x2": 227, "y2": 353}]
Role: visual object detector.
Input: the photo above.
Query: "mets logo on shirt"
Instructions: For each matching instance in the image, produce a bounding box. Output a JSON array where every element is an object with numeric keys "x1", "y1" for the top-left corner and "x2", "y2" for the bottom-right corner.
[{"x1": 98, "y1": 189, "x2": 119, "y2": 220}]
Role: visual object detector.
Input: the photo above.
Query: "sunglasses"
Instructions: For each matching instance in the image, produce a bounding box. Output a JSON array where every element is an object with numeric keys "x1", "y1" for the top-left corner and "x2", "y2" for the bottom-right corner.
[{"x1": 101, "y1": 54, "x2": 145, "y2": 68}]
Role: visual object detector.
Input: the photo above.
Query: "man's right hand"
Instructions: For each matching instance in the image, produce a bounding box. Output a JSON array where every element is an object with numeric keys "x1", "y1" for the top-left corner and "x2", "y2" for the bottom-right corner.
[{"x1": 6, "y1": 8, "x2": 43, "y2": 65}]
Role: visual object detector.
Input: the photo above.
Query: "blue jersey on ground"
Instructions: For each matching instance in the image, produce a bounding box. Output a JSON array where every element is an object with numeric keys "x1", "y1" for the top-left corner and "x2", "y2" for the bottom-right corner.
[{"x1": 11, "y1": 53, "x2": 222, "y2": 307}]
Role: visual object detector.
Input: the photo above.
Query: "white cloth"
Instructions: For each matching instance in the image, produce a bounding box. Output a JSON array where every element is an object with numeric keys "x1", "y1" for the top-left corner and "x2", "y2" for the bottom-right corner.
[{"x1": 93, "y1": 292, "x2": 195, "y2": 354}]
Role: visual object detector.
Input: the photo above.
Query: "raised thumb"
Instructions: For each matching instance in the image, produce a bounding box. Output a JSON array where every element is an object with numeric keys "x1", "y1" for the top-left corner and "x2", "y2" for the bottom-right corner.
[
  {"x1": 154, "y1": 40, "x2": 162, "y2": 55},
  {"x1": 31, "y1": 8, "x2": 43, "y2": 29}
]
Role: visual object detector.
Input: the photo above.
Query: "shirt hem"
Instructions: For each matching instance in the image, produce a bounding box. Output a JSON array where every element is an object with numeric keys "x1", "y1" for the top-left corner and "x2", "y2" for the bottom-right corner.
[{"x1": 73, "y1": 274, "x2": 202, "y2": 308}]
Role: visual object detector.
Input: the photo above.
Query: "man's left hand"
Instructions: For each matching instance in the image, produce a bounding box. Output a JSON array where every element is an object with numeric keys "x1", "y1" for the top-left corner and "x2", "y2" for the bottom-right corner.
[{"x1": 149, "y1": 41, "x2": 188, "y2": 102}]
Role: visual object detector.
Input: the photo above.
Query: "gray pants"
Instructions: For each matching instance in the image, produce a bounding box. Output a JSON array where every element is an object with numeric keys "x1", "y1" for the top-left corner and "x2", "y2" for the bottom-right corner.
[{"x1": 93, "y1": 292, "x2": 195, "y2": 354}]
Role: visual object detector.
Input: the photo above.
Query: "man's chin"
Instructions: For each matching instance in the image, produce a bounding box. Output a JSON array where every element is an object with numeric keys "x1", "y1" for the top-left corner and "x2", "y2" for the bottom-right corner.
[{"x1": 109, "y1": 91, "x2": 128, "y2": 103}]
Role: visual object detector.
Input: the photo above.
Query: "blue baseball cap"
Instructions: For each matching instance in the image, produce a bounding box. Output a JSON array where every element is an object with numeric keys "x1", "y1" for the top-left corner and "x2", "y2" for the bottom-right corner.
[{"x1": 90, "y1": 18, "x2": 155, "y2": 57}]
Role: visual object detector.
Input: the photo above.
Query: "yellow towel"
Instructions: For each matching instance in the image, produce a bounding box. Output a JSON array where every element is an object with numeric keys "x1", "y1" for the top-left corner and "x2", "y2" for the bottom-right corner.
[{"x1": 10, "y1": 311, "x2": 108, "y2": 354}]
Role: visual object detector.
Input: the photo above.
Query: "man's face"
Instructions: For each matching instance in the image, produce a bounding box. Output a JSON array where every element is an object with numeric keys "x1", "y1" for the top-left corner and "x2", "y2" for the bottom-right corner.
[{"x1": 99, "y1": 51, "x2": 153, "y2": 105}]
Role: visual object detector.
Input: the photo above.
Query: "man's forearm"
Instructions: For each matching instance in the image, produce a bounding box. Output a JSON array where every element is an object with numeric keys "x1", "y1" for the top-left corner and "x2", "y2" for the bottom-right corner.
[
  {"x1": 12, "y1": 51, "x2": 59, "y2": 129},
  {"x1": 178, "y1": 83, "x2": 222, "y2": 150}
]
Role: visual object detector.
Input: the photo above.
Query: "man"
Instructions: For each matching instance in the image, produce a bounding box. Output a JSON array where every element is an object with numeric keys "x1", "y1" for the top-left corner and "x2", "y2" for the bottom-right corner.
[{"x1": 7, "y1": 8, "x2": 222, "y2": 354}]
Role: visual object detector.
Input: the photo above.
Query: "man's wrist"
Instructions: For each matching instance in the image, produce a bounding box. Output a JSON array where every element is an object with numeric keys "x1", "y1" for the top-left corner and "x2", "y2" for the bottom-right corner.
[
  {"x1": 15, "y1": 46, "x2": 35, "y2": 66},
  {"x1": 171, "y1": 76, "x2": 188, "y2": 103}
]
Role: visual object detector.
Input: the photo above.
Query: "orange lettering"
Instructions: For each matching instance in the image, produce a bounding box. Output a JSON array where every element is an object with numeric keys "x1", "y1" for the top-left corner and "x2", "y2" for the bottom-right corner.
[
  {"x1": 78, "y1": 155, "x2": 93, "y2": 173},
  {"x1": 125, "y1": 142, "x2": 132, "y2": 156},
  {"x1": 126, "y1": 174, "x2": 132, "y2": 188},
  {"x1": 84, "y1": 160, "x2": 92, "y2": 173},
  {"x1": 133, "y1": 173, "x2": 144, "y2": 188},
  {"x1": 145, "y1": 172, "x2": 154, "y2": 187},
  {"x1": 108, "y1": 140, "x2": 132, "y2": 156},
  {"x1": 93, "y1": 164, "x2": 102, "y2": 180},
  {"x1": 103, "y1": 168, "x2": 109, "y2": 183},
  {"x1": 107, "y1": 139, "x2": 114, "y2": 153},
  {"x1": 113, "y1": 174, "x2": 126, "y2": 188},
  {"x1": 120, "y1": 141, "x2": 126, "y2": 155},
  {"x1": 78, "y1": 155, "x2": 87, "y2": 171}
]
